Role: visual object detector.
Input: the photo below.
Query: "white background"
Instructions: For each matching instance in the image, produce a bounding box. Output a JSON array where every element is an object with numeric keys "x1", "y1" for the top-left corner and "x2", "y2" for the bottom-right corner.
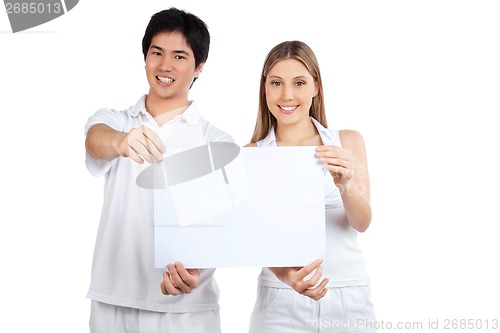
[{"x1": 1, "y1": 1, "x2": 499, "y2": 332}]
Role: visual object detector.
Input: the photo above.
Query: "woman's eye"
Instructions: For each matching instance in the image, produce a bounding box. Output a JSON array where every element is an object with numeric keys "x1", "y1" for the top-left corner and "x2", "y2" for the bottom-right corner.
[
  {"x1": 296, "y1": 81, "x2": 305, "y2": 86},
  {"x1": 271, "y1": 81, "x2": 281, "y2": 86}
]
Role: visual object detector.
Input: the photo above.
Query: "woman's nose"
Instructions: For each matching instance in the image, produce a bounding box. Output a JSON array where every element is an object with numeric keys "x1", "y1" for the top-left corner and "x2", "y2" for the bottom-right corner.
[{"x1": 282, "y1": 86, "x2": 293, "y2": 101}]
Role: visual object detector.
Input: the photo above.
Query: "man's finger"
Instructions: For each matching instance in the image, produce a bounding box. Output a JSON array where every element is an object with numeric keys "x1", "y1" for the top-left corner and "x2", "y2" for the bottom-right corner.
[
  {"x1": 161, "y1": 272, "x2": 182, "y2": 296},
  {"x1": 167, "y1": 263, "x2": 193, "y2": 294},
  {"x1": 141, "y1": 125, "x2": 166, "y2": 158},
  {"x1": 175, "y1": 262, "x2": 199, "y2": 289}
]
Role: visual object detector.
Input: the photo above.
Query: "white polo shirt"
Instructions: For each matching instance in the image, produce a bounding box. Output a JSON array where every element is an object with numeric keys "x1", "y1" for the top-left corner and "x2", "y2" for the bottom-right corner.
[{"x1": 84, "y1": 95, "x2": 233, "y2": 312}]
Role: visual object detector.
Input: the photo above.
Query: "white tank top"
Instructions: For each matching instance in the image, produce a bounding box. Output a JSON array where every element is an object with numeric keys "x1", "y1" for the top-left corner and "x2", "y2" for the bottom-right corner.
[{"x1": 257, "y1": 117, "x2": 370, "y2": 288}]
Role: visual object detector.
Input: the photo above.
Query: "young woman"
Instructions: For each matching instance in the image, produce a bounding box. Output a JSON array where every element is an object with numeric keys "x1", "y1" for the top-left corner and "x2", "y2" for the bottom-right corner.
[{"x1": 247, "y1": 41, "x2": 377, "y2": 332}]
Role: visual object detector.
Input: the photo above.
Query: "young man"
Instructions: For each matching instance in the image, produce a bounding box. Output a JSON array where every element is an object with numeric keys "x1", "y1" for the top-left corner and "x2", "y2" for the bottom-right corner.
[{"x1": 84, "y1": 8, "x2": 232, "y2": 333}]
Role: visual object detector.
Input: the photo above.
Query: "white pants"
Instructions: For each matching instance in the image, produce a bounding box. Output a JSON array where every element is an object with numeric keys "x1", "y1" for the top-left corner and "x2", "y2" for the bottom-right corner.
[
  {"x1": 249, "y1": 286, "x2": 377, "y2": 333},
  {"x1": 90, "y1": 301, "x2": 221, "y2": 333}
]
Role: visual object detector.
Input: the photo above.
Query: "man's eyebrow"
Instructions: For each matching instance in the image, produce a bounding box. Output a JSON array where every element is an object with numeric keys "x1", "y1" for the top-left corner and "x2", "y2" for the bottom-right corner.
[
  {"x1": 172, "y1": 49, "x2": 190, "y2": 56},
  {"x1": 150, "y1": 45, "x2": 163, "y2": 51},
  {"x1": 149, "y1": 45, "x2": 190, "y2": 56}
]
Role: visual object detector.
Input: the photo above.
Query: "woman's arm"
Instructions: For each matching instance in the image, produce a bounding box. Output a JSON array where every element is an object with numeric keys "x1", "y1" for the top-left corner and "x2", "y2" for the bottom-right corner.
[{"x1": 316, "y1": 130, "x2": 372, "y2": 232}]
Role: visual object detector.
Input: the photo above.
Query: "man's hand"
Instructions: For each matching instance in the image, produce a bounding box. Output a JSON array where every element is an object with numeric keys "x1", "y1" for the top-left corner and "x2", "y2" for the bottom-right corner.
[
  {"x1": 117, "y1": 125, "x2": 166, "y2": 164},
  {"x1": 86, "y1": 124, "x2": 166, "y2": 164},
  {"x1": 160, "y1": 262, "x2": 200, "y2": 296}
]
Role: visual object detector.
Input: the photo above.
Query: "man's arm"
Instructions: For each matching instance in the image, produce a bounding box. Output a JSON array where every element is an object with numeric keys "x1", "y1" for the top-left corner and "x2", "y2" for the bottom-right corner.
[{"x1": 86, "y1": 123, "x2": 166, "y2": 164}]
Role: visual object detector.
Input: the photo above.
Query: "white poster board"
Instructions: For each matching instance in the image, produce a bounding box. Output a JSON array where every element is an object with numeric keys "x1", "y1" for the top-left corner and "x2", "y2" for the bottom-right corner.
[{"x1": 151, "y1": 146, "x2": 326, "y2": 268}]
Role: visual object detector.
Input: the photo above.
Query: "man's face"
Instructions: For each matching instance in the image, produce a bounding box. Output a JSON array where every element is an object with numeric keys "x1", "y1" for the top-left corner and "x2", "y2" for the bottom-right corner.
[{"x1": 145, "y1": 31, "x2": 204, "y2": 105}]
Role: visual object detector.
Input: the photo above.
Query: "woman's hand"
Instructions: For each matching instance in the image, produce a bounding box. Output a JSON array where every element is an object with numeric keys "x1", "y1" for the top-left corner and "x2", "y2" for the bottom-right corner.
[
  {"x1": 270, "y1": 259, "x2": 329, "y2": 301},
  {"x1": 315, "y1": 145, "x2": 355, "y2": 191}
]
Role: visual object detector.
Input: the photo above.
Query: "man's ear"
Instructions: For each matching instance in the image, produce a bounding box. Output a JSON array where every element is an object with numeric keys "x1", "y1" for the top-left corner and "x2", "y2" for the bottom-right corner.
[{"x1": 194, "y1": 62, "x2": 205, "y2": 79}]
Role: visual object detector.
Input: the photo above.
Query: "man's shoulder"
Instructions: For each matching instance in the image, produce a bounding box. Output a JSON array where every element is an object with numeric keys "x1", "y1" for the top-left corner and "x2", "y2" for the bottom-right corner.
[
  {"x1": 97, "y1": 95, "x2": 147, "y2": 116},
  {"x1": 85, "y1": 95, "x2": 147, "y2": 133}
]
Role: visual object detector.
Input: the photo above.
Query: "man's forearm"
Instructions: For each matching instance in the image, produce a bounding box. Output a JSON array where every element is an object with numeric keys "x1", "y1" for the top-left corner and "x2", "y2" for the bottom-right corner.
[{"x1": 85, "y1": 124, "x2": 126, "y2": 161}]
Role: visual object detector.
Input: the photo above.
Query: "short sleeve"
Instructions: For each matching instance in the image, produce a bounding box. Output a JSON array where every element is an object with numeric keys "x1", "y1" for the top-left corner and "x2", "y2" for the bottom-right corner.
[
  {"x1": 84, "y1": 108, "x2": 124, "y2": 177},
  {"x1": 84, "y1": 108, "x2": 123, "y2": 135}
]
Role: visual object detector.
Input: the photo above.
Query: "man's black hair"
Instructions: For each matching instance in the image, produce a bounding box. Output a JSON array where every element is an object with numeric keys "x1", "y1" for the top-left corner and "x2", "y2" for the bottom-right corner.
[{"x1": 142, "y1": 7, "x2": 210, "y2": 68}]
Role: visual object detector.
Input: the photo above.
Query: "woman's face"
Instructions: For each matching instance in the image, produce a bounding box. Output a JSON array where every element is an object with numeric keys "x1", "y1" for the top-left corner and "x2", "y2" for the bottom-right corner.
[{"x1": 265, "y1": 58, "x2": 318, "y2": 127}]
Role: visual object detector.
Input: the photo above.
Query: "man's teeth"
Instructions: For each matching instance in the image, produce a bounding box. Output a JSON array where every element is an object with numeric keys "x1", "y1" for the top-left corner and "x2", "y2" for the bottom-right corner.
[
  {"x1": 157, "y1": 76, "x2": 173, "y2": 83},
  {"x1": 281, "y1": 106, "x2": 296, "y2": 111}
]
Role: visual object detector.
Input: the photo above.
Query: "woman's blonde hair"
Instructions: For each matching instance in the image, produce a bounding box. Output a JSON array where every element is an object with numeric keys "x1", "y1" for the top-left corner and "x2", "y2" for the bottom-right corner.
[{"x1": 250, "y1": 40, "x2": 327, "y2": 143}]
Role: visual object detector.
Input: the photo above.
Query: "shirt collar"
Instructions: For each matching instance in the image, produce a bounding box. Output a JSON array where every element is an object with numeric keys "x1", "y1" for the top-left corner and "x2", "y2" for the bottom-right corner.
[
  {"x1": 311, "y1": 117, "x2": 336, "y2": 144},
  {"x1": 260, "y1": 117, "x2": 330, "y2": 147},
  {"x1": 129, "y1": 94, "x2": 148, "y2": 117},
  {"x1": 259, "y1": 127, "x2": 277, "y2": 147},
  {"x1": 178, "y1": 101, "x2": 201, "y2": 126},
  {"x1": 310, "y1": 117, "x2": 329, "y2": 135},
  {"x1": 128, "y1": 95, "x2": 200, "y2": 126}
]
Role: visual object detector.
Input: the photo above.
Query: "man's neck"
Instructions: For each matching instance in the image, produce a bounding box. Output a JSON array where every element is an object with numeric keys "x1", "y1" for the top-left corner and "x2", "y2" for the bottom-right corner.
[
  {"x1": 145, "y1": 94, "x2": 190, "y2": 126},
  {"x1": 145, "y1": 93, "x2": 189, "y2": 116}
]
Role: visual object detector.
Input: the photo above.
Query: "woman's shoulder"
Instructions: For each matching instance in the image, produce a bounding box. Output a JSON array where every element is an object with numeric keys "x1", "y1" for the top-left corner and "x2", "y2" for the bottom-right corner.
[
  {"x1": 339, "y1": 129, "x2": 364, "y2": 140},
  {"x1": 338, "y1": 129, "x2": 366, "y2": 149}
]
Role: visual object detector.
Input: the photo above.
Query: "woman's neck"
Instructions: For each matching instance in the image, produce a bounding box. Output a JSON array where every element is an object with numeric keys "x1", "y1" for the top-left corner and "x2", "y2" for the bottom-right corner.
[{"x1": 275, "y1": 118, "x2": 321, "y2": 146}]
